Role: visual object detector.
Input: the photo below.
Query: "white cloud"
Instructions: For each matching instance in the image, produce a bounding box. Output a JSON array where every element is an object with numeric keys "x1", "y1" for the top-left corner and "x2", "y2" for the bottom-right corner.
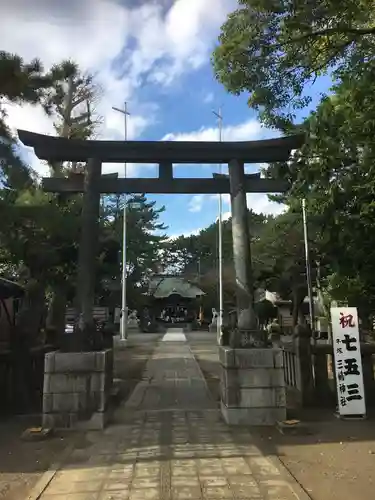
[
  {"x1": 211, "y1": 192, "x2": 285, "y2": 217},
  {"x1": 203, "y1": 92, "x2": 215, "y2": 104},
  {"x1": 215, "y1": 210, "x2": 231, "y2": 222},
  {"x1": 163, "y1": 118, "x2": 265, "y2": 142},
  {"x1": 168, "y1": 227, "x2": 203, "y2": 239},
  {"x1": 1, "y1": 0, "x2": 233, "y2": 175},
  {"x1": 246, "y1": 194, "x2": 285, "y2": 216},
  {"x1": 188, "y1": 194, "x2": 205, "y2": 213}
]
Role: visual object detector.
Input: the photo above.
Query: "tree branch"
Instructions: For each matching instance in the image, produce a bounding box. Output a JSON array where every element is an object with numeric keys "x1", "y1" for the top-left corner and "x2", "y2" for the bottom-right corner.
[{"x1": 285, "y1": 25, "x2": 375, "y2": 45}]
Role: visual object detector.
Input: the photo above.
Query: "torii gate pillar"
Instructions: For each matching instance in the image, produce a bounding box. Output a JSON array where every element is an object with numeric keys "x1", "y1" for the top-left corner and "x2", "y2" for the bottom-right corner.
[{"x1": 227, "y1": 159, "x2": 265, "y2": 348}]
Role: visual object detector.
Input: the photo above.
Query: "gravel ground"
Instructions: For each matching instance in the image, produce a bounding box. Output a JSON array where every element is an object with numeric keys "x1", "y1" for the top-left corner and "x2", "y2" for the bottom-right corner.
[
  {"x1": 0, "y1": 422, "x2": 69, "y2": 500},
  {"x1": 253, "y1": 417, "x2": 375, "y2": 500},
  {"x1": 0, "y1": 333, "x2": 161, "y2": 500},
  {"x1": 187, "y1": 332, "x2": 375, "y2": 500}
]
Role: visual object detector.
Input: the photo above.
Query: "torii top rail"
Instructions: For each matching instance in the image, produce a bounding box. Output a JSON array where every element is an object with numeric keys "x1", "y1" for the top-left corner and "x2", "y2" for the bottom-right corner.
[{"x1": 18, "y1": 130, "x2": 304, "y2": 194}]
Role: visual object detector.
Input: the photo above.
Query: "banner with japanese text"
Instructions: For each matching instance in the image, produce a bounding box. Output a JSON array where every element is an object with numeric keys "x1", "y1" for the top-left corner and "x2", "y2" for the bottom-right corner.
[{"x1": 331, "y1": 307, "x2": 366, "y2": 416}]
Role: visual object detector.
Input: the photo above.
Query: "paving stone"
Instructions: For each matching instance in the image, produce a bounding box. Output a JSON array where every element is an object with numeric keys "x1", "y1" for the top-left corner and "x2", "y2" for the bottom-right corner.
[
  {"x1": 112, "y1": 453, "x2": 138, "y2": 463},
  {"x1": 201, "y1": 486, "x2": 233, "y2": 498},
  {"x1": 200, "y1": 478, "x2": 228, "y2": 487},
  {"x1": 104, "y1": 480, "x2": 131, "y2": 491},
  {"x1": 42, "y1": 494, "x2": 98, "y2": 500},
  {"x1": 134, "y1": 464, "x2": 160, "y2": 477},
  {"x1": 55, "y1": 468, "x2": 108, "y2": 482},
  {"x1": 228, "y1": 476, "x2": 258, "y2": 487},
  {"x1": 109, "y1": 465, "x2": 134, "y2": 475},
  {"x1": 259, "y1": 479, "x2": 297, "y2": 500},
  {"x1": 222, "y1": 461, "x2": 252, "y2": 476},
  {"x1": 172, "y1": 459, "x2": 196, "y2": 467},
  {"x1": 231, "y1": 485, "x2": 262, "y2": 499},
  {"x1": 172, "y1": 476, "x2": 200, "y2": 487},
  {"x1": 172, "y1": 466, "x2": 197, "y2": 476},
  {"x1": 171, "y1": 486, "x2": 203, "y2": 499},
  {"x1": 44, "y1": 479, "x2": 104, "y2": 495},
  {"x1": 248, "y1": 457, "x2": 281, "y2": 478},
  {"x1": 99, "y1": 491, "x2": 130, "y2": 500},
  {"x1": 174, "y1": 450, "x2": 194, "y2": 457},
  {"x1": 199, "y1": 467, "x2": 225, "y2": 477},
  {"x1": 129, "y1": 488, "x2": 160, "y2": 500},
  {"x1": 132, "y1": 477, "x2": 160, "y2": 488}
]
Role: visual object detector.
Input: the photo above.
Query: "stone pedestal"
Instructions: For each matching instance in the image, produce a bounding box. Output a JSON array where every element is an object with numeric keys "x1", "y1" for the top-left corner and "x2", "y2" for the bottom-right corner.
[
  {"x1": 219, "y1": 347, "x2": 286, "y2": 425},
  {"x1": 43, "y1": 349, "x2": 113, "y2": 430},
  {"x1": 127, "y1": 323, "x2": 141, "y2": 333},
  {"x1": 209, "y1": 321, "x2": 217, "y2": 333}
]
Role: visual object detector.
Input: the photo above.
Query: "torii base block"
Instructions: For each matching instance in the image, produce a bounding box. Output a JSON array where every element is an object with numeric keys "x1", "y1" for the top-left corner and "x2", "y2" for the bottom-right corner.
[
  {"x1": 219, "y1": 347, "x2": 286, "y2": 425},
  {"x1": 42, "y1": 349, "x2": 113, "y2": 430}
]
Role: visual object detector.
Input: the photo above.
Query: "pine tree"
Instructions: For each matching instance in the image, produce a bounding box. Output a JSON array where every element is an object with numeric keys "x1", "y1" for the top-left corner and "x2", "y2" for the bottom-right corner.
[
  {"x1": 45, "y1": 63, "x2": 102, "y2": 335},
  {"x1": 0, "y1": 51, "x2": 58, "y2": 197},
  {"x1": 100, "y1": 193, "x2": 168, "y2": 308}
]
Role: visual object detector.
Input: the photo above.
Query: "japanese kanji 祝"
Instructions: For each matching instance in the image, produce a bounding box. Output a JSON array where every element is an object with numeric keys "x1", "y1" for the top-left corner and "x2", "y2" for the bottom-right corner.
[{"x1": 339, "y1": 312, "x2": 355, "y2": 328}]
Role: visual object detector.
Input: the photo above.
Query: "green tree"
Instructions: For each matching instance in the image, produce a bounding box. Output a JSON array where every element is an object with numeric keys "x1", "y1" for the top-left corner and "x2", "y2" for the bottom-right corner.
[
  {"x1": 44, "y1": 63, "x2": 103, "y2": 335},
  {"x1": 0, "y1": 192, "x2": 81, "y2": 340},
  {"x1": 164, "y1": 211, "x2": 269, "y2": 313},
  {"x1": 265, "y1": 64, "x2": 375, "y2": 320},
  {"x1": 0, "y1": 51, "x2": 57, "y2": 133},
  {"x1": 252, "y1": 211, "x2": 321, "y2": 328},
  {"x1": 213, "y1": 0, "x2": 375, "y2": 128},
  {"x1": 0, "y1": 51, "x2": 59, "y2": 204},
  {"x1": 100, "y1": 194, "x2": 168, "y2": 309}
]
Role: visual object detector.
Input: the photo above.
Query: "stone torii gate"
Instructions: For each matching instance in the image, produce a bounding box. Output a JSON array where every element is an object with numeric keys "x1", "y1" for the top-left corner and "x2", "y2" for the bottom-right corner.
[
  {"x1": 19, "y1": 129, "x2": 303, "y2": 349},
  {"x1": 19, "y1": 129, "x2": 304, "y2": 429}
]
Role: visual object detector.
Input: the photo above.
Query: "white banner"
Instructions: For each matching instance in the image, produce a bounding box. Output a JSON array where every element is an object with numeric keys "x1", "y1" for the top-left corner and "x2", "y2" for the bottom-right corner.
[{"x1": 331, "y1": 307, "x2": 366, "y2": 416}]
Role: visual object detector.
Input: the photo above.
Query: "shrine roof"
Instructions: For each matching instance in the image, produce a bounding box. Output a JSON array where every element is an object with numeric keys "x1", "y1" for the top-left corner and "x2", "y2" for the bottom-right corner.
[
  {"x1": 17, "y1": 130, "x2": 305, "y2": 164},
  {"x1": 147, "y1": 275, "x2": 205, "y2": 299}
]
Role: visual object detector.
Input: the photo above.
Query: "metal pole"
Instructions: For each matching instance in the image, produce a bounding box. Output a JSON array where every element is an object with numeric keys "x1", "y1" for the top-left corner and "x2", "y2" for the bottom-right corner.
[
  {"x1": 112, "y1": 102, "x2": 130, "y2": 341},
  {"x1": 213, "y1": 108, "x2": 223, "y2": 344},
  {"x1": 302, "y1": 198, "x2": 315, "y2": 340}
]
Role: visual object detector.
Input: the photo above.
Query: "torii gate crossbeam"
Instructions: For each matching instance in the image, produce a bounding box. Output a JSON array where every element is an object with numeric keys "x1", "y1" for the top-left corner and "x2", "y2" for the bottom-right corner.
[{"x1": 18, "y1": 129, "x2": 304, "y2": 349}]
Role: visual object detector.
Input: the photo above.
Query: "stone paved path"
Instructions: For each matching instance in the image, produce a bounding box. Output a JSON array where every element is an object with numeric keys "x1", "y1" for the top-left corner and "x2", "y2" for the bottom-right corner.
[
  {"x1": 123, "y1": 333, "x2": 214, "y2": 412},
  {"x1": 37, "y1": 332, "x2": 306, "y2": 500}
]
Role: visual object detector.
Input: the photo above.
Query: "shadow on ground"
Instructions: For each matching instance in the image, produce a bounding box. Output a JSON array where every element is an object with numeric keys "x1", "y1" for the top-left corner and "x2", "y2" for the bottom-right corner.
[
  {"x1": 188, "y1": 333, "x2": 375, "y2": 500},
  {"x1": 2, "y1": 332, "x2": 375, "y2": 500},
  {"x1": 0, "y1": 333, "x2": 161, "y2": 500}
]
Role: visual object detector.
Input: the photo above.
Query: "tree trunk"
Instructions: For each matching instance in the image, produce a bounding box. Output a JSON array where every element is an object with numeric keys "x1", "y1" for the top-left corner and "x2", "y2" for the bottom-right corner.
[
  {"x1": 16, "y1": 279, "x2": 47, "y2": 342},
  {"x1": 11, "y1": 279, "x2": 47, "y2": 411},
  {"x1": 46, "y1": 283, "x2": 68, "y2": 346}
]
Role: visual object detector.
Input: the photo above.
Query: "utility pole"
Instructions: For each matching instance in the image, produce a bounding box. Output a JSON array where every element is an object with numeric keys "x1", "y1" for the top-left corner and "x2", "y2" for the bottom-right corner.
[
  {"x1": 213, "y1": 107, "x2": 223, "y2": 344},
  {"x1": 112, "y1": 102, "x2": 130, "y2": 341},
  {"x1": 302, "y1": 198, "x2": 315, "y2": 340}
]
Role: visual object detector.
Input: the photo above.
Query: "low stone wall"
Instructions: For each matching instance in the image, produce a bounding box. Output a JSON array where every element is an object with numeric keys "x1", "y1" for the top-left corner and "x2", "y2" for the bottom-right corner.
[
  {"x1": 219, "y1": 347, "x2": 286, "y2": 425},
  {"x1": 43, "y1": 349, "x2": 113, "y2": 430}
]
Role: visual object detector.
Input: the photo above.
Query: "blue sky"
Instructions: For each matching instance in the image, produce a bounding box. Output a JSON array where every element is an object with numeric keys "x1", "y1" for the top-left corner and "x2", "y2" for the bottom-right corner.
[
  {"x1": 1, "y1": 0, "x2": 333, "y2": 238},
  {"x1": 136, "y1": 70, "x2": 333, "y2": 237}
]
